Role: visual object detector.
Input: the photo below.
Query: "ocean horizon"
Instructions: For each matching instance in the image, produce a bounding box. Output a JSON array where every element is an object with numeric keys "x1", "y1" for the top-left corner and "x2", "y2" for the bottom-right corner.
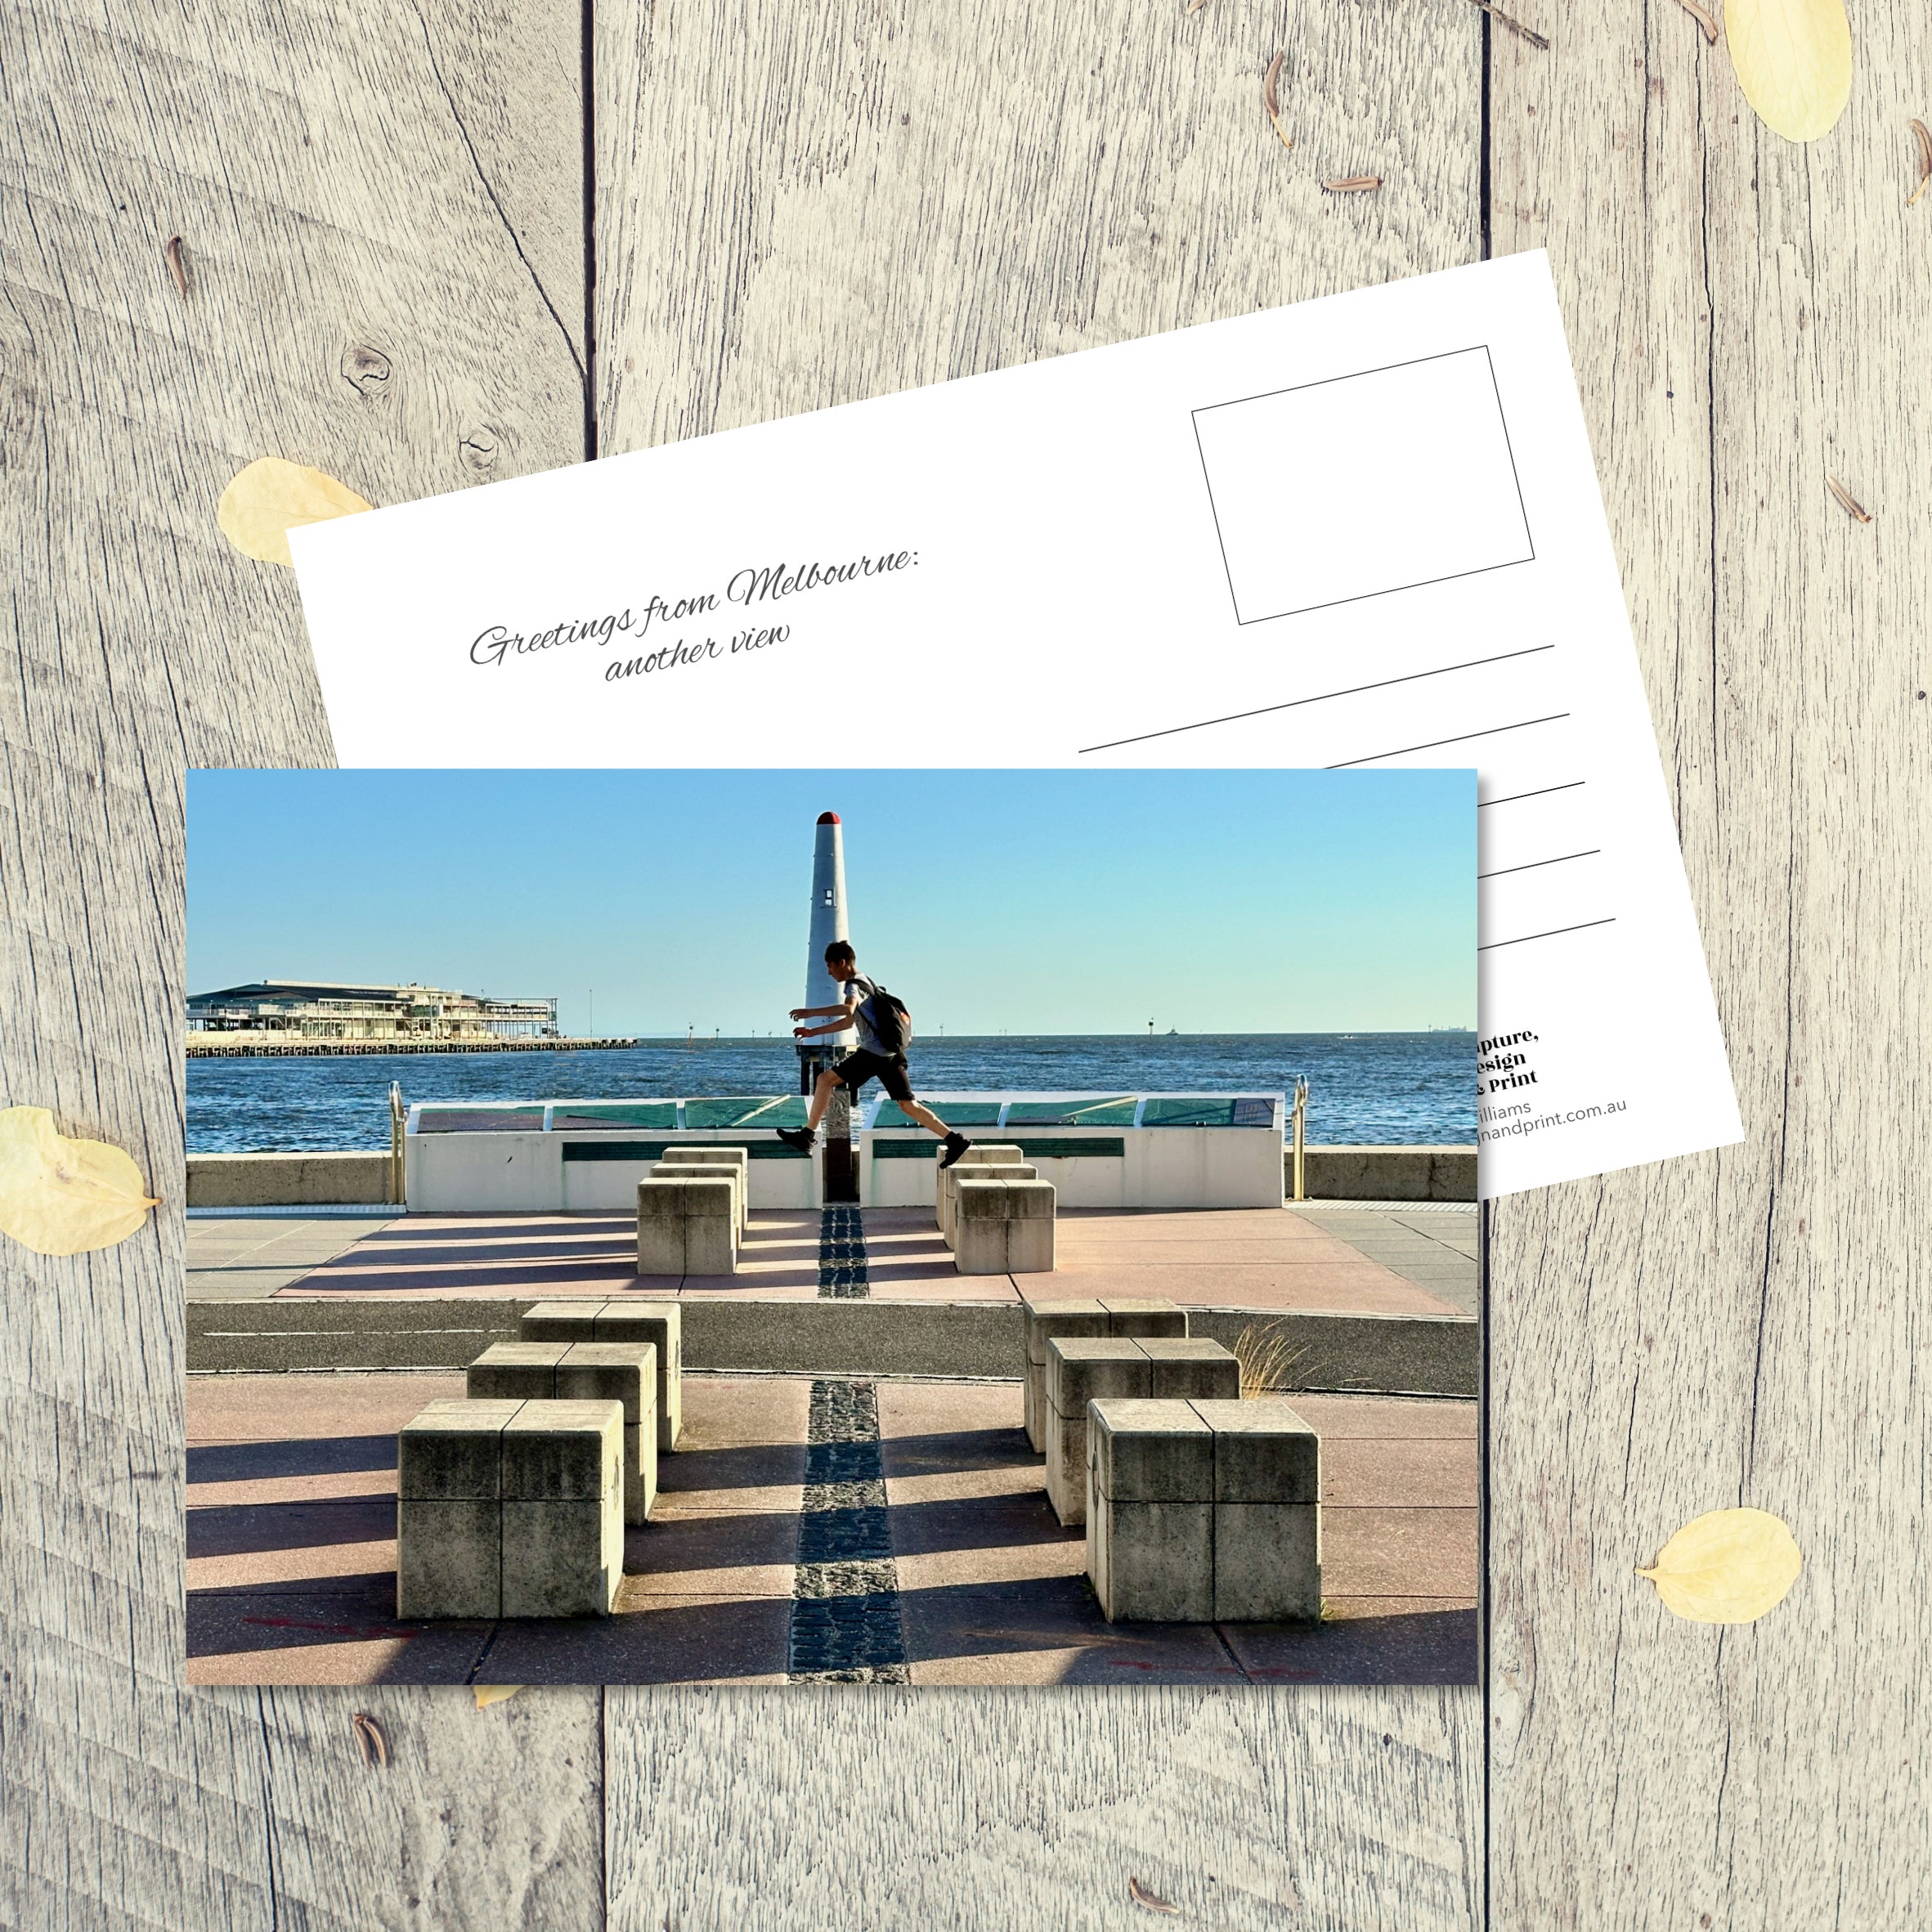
[{"x1": 186, "y1": 1031, "x2": 1476, "y2": 1153}]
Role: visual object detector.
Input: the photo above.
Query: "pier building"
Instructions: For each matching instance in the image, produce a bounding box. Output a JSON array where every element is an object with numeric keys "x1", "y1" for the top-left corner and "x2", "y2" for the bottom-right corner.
[{"x1": 186, "y1": 979, "x2": 560, "y2": 1044}]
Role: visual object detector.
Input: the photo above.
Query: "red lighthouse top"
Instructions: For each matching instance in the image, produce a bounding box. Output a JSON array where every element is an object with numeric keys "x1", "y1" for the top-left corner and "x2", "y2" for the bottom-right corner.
[{"x1": 817, "y1": 811, "x2": 840, "y2": 824}]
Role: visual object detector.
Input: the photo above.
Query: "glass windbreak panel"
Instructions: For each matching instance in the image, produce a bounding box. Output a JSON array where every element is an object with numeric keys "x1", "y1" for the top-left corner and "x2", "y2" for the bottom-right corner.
[
  {"x1": 1231, "y1": 1096, "x2": 1280, "y2": 1127},
  {"x1": 873, "y1": 1100, "x2": 1007, "y2": 1128},
  {"x1": 1004, "y1": 1097, "x2": 1139, "y2": 1126},
  {"x1": 415, "y1": 1106, "x2": 546, "y2": 1133},
  {"x1": 1139, "y1": 1097, "x2": 1244, "y2": 1127},
  {"x1": 549, "y1": 1101, "x2": 680, "y2": 1131},
  {"x1": 684, "y1": 1096, "x2": 809, "y2": 1127}
]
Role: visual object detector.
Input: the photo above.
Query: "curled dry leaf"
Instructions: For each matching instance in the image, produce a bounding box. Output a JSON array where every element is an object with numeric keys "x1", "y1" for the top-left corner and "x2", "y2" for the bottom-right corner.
[
  {"x1": 217, "y1": 456, "x2": 372, "y2": 567},
  {"x1": 1262, "y1": 52, "x2": 1293, "y2": 150},
  {"x1": 164, "y1": 235, "x2": 188, "y2": 299},
  {"x1": 1673, "y1": 0, "x2": 1721, "y2": 43},
  {"x1": 350, "y1": 1713, "x2": 389, "y2": 1769},
  {"x1": 1907, "y1": 119, "x2": 1932, "y2": 207},
  {"x1": 1826, "y1": 474, "x2": 1873, "y2": 523},
  {"x1": 1128, "y1": 1876, "x2": 1181, "y2": 1915},
  {"x1": 0, "y1": 1106, "x2": 159, "y2": 1257},
  {"x1": 1322, "y1": 175, "x2": 1383, "y2": 192},
  {"x1": 1467, "y1": 0, "x2": 1551, "y2": 52},
  {"x1": 473, "y1": 1684, "x2": 523, "y2": 1709},
  {"x1": 1724, "y1": 0, "x2": 1852, "y2": 141},
  {"x1": 1636, "y1": 1507, "x2": 1802, "y2": 1623}
]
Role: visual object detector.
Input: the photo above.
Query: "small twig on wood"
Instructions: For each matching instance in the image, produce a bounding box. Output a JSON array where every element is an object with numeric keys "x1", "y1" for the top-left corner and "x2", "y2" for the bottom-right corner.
[
  {"x1": 1826, "y1": 475, "x2": 1873, "y2": 524},
  {"x1": 1262, "y1": 52, "x2": 1293, "y2": 150},
  {"x1": 1466, "y1": 0, "x2": 1550, "y2": 51},
  {"x1": 1128, "y1": 1876, "x2": 1182, "y2": 1914},
  {"x1": 1907, "y1": 119, "x2": 1932, "y2": 207},
  {"x1": 1322, "y1": 175, "x2": 1383, "y2": 192},
  {"x1": 1671, "y1": 0, "x2": 1720, "y2": 43},
  {"x1": 350, "y1": 1713, "x2": 389, "y2": 1769},
  {"x1": 164, "y1": 235, "x2": 188, "y2": 300}
]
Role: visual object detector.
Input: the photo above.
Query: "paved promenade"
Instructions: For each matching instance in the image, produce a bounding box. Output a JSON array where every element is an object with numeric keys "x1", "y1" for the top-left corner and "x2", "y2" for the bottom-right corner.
[
  {"x1": 186, "y1": 1371, "x2": 1477, "y2": 1688},
  {"x1": 186, "y1": 1204, "x2": 1478, "y2": 1317}
]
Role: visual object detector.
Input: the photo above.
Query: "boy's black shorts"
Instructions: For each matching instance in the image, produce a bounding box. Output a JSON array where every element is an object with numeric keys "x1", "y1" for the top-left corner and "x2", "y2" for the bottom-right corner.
[{"x1": 831, "y1": 1049, "x2": 915, "y2": 1104}]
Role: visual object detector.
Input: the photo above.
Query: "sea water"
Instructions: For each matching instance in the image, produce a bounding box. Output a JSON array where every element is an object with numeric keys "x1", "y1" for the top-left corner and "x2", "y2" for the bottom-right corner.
[{"x1": 186, "y1": 1033, "x2": 1474, "y2": 1153}]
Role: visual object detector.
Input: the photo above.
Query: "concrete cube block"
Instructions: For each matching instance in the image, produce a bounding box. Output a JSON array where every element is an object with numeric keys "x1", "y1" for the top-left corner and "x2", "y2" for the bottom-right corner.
[
  {"x1": 464, "y1": 1341, "x2": 566, "y2": 1403},
  {"x1": 636, "y1": 1176, "x2": 737, "y2": 1275},
  {"x1": 396, "y1": 1398, "x2": 519, "y2": 1619},
  {"x1": 939, "y1": 1159, "x2": 1035, "y2": 1244},
  {"x1": 1213, "y1": 1502, "x2": 1321, "y2": 1622},
  {"x1": 500, "y1": 1397, "x2": 624, "y2": 1500},
  {"x1": 935, "y1": 1142, "x2": 1025, "y2": 1228},
  {"x1": 500, "y1": 1497, "x2": 623, "y2": 1617},
  {"x1": 1044, "y1": 1338, "x2": 1150, "y2": 1525},
  {"x1": 1087, "y1": 1397, "x2": 1214, "y2": 1504},
  {"x1": 1089, "y1": 1499, "x2": 1216, "y2": 1623},
  {"x1": 556, "y1": 1342, "x2": 658, "y2": 1524},
  {"x1": 397, "y1": 1398, "x2": 518, "y2": 1499},
  {"x1": 1140, "y1": 1337, "x2": 1241, "y2": 1401},
  {"x1": 954, "y1": 1178, "x2": 1057, "y2": 1275},
  {"x1": 1190, "y1": 1398, "x2": 1320, "y2": 1503},
  {"x1": 651, "y1": 1160, "x2": 746, "y2": 1235},
  {"x1": 1021, "y1": 1298, "x2": 1108, "y2": 1454},
  {"x1": 660, "y1": 1145, "x2": 749, "y2": 1181},
  {"x1": 518, "y1": 1300, "x2": 602, "y2": 1344},
  {"x1": 397, "y1": 1499, "x2": 500, "y2": 1620},
  {"x1": 939, "y1": 1161, "x2": 1036, "y2": 1245},
  {"x1": 499, "y1": 1399, "x2": 625, "y2": 1617},
  {"x1": 1100, "y1": 1298, "x2": 1189, "y2": 1341},
  {"x1": 586, "y1": 1301, "x2": 682, "y2": 1452}
]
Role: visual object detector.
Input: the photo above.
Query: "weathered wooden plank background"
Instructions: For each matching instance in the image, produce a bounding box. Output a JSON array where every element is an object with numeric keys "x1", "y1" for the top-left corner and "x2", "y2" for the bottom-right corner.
[{"x1": 2, "y1": 0, "x2": 1924, "y2": 1925}]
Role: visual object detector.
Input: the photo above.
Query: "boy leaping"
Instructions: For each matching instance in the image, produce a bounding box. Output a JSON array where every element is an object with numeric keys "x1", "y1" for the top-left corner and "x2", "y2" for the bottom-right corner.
[{"x1": 776, "y1": 941, "x2": 973, "y2": 1167}]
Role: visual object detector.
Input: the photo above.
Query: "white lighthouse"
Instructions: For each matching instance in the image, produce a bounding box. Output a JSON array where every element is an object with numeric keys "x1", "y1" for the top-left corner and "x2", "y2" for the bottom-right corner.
[{"x1": 798, "y1": 810, "x2": 854, "y2": 1092}]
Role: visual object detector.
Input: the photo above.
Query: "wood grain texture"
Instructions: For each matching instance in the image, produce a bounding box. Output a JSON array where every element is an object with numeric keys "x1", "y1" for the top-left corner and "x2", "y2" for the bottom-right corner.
[
  {"x1": 0, "y1": 2, "x2": 591, "y2": 1926},
  {"x1": 596, "y1": 0, "x2": 1483, "y2": 446},
  {"x1": 608, "y1": 1686, "x2": 1480, "y2": 1932},
  {"x1": 1487, "y1": 8, "x2": 1931, "y2": 1927},
  {"x1": 595, "y1": 3, "x2": 1483, "y2": 1925}
]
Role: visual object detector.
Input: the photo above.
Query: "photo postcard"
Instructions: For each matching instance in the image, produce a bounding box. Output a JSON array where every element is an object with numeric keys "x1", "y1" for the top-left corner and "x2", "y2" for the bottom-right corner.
[{"x1": 185, "y1": 767, "x2": 1478, "y2": 1687}]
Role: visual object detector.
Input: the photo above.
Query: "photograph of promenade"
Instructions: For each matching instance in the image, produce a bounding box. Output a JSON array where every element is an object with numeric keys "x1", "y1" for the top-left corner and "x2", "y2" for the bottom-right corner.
[{"x1": 185, "y1": 769, "x2": 1478, "y2": 1686}]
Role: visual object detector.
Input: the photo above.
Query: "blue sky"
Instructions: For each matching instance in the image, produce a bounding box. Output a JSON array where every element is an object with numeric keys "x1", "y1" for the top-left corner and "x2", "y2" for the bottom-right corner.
[{"x1": 186, "y1": 770, "x2": 1473, "y2": 1033}]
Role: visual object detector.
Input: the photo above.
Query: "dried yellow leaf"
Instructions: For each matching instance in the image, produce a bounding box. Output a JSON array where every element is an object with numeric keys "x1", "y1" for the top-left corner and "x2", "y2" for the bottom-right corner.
[
  {"x1": 0, "y1": 1107, "x2": 159, "y2": 1256},
  {"x1": 217, "y1": 457, "x2": 372, "y2": 567},
  {"x1": 1724, "y1": 0, "x2": 1852, "y2": 142},
  {"x1": 1636, "y1": 1507, "x2": 1802, "y2": 1623},
  {"x1": 473, "y1": 1684, "x2": 522, "y2": 1709}
]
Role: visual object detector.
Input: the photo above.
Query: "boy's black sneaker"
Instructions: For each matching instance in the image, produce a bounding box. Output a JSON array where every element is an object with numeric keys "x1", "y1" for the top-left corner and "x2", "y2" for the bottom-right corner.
[
  {"x1": 938, "y1": 1132, "x2": 974, "y2": 1169},
  {"x1": 776, "y1": 1127, "x2": 816, "y2": 1154}
]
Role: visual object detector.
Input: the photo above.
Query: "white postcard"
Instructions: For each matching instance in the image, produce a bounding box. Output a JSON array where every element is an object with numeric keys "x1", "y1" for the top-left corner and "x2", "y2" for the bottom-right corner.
[{"x1": 291, "y1": 249, "x2": 1742, "y2": 1195}]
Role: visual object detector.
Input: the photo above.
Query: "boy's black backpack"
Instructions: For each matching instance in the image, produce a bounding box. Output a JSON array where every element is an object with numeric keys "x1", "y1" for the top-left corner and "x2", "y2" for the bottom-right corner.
[{"x1": 858, "y1": 983, "x2": 913, "y2": 1054}]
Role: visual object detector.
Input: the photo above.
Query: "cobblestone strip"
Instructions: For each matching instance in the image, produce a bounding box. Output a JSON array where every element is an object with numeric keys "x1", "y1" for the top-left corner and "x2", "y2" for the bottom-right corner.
[
  {"x1": 787, "y1": 1378, "x2": 909, "y2": 1683},
  {"x1": 815, "y1": 1203, "x2": 870, "y2": 1298}
]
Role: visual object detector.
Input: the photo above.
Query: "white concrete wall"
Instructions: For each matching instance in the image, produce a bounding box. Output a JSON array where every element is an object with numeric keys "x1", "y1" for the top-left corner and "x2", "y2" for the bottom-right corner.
[
  {"x1": 858, "y1": 1130, "x2": 1281, "y2": 1210},
  {"x1": 406, "y1": 1106, "x2": 1287, "y2": 1213},
  {"x1": 408, "y1": 1134, "x2": 814, "y2": 1212}
]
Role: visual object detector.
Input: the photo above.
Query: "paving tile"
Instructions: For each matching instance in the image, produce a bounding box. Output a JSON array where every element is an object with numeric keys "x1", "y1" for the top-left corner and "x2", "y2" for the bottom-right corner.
[
  {"x1": 1319, "y1": 1505, "x2": 1479, "y2": 1598},
  {"x1": 185, "y1": 1585, "x2": 492, "y2": 1685},
  {"x1": 1320, "y1": 1436, "x2": 1480, "y2": 1507},
  {"x1": 896, "y1": 1576, "x2": 1248, "y2": 1686},
  {"x1": 482, "y1": 1592, "x2": 793, "y2": 1684},
  {"x1": 1218, "y1": 1600, "x2": 1477, "y2": 1685},
  {"x1": 1286, "y1": 1395, "x2": 1479, "y2": 1439}
]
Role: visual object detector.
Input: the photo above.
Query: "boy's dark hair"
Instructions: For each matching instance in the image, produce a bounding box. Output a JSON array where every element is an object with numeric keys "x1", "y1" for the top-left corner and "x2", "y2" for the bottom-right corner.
[{"x1": 824, "y1": 940, "x2": 857, "y2": 968}]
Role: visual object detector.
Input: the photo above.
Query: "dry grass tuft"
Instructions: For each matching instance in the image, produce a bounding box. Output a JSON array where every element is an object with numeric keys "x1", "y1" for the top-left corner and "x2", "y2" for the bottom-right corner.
[{"x1": 1234, "y1": 1318, "x2": 1311, "y2": 1397}]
